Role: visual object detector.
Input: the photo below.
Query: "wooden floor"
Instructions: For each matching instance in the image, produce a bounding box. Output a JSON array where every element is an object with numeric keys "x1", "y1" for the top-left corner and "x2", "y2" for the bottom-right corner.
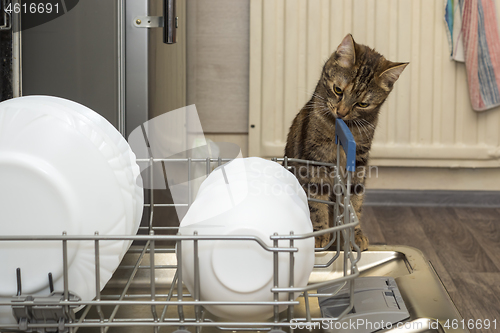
[{"x1": 362, "y1": 206, "x2": 500, "y2": 333}]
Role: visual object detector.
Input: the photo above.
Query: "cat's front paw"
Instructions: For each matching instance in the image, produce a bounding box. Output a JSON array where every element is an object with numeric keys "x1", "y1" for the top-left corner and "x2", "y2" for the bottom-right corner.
[
  {"x1": 354, "y1": 227, "x2": 369, "y2": 251},
  {"x1": 315, "y1": 233, "x2": 331, "y2": 249}
]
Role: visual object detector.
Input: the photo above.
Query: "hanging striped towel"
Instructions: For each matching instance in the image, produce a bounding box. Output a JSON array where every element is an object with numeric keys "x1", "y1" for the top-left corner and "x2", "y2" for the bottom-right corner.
[{"x1": 445, "y1": 0, "x2": 500, "y2": 111}]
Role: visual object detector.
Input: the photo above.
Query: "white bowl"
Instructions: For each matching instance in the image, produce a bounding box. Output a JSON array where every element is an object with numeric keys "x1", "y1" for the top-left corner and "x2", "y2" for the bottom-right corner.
[
  {"x1": 197, "y1": 157, "x2": 309, "y2": 213},
  {"x1": 27, "y1": 96, "x2": 144, "y2": 252},
  {"x1": 193, "y1": 172, "x2": 309, "y2": 225},
  {"x1": 0, "y1": 96, "x2": 143, "y2": 324},
  {"x1": 179, "y1": 160, "x2": 314, "y2": 321}
]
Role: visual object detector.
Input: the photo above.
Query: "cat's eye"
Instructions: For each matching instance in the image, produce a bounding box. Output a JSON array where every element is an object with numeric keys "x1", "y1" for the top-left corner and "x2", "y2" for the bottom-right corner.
[
  {"x1": 333, "y1": 86, "x2": 343, "y2": 95},
  {"x1": 357, "y1": 102, "x2": 369, "y2": 108}
]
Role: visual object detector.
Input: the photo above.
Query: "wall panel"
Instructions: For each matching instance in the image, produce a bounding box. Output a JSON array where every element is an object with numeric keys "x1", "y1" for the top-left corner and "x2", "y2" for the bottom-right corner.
[{"x1": 249, "y1": 0, "x2": 500, "y2": 167}]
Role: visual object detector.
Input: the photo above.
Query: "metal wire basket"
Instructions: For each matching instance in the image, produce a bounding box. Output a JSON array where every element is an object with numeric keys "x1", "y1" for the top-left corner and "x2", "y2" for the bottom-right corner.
[{"x1": 0, "y1": 120, "x2": 361, "y2": 333}]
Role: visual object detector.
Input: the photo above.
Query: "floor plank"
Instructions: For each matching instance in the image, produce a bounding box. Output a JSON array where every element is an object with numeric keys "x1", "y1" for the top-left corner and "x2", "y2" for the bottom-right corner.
[
  {"x1": 411, "y1": 207, "x2": 498, "y2": 274},
  {"x1": 460, "y1": 219, "x2": 500, "y2": 271},
  {"x1": 450, "y1": 273, "x2": 500, "y2": 333},
  {"x1": 368, "y1": 206, "x2": 457, "y2": 292},
  {"x1": 360, "y1": 206, "x2": 386, "y2": 245},
  {"x1": 453, "y1": 207, "x2": 500, "y2": 221},
  {"x1": 364, "y1": 206, "x2": 500, "y2": 333}
]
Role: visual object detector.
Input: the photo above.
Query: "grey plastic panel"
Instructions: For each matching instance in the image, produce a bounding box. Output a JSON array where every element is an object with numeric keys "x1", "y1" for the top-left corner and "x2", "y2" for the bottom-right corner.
[{"x1": 319, "y1": 277, "x2": 410, "y2": 333}]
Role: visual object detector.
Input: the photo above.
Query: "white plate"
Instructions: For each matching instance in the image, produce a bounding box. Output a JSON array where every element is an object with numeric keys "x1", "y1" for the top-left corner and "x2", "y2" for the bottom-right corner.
[
  {"x1": 26, "y1": 96, "x2": 144, "y2": 253},
  {"x1": 38, "y1": 96, "x2": 144, "y2": 233},
  {"x1": 15, "y1": 97, "x2": 135, "y2": 254},
  {"x1": 179, "y1": 170, "x2": 314, "y2": 321},
  {"x1": 0, "y1": 97, "x2": 134, "y2": 324}
]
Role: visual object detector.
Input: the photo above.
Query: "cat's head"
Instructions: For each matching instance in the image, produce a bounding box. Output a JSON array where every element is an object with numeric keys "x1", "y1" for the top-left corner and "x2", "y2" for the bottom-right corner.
[{"x1": 320, "y1": 34, "x2": 408, "y2": 122}]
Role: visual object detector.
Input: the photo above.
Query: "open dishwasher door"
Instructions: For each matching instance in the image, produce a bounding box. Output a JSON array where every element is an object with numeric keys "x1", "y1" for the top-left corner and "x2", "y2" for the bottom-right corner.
[
  {"x1": 292, "y1": 246, "x2": 469, "y2": 333},
  {"x1": 93, "y1": 245, "x2": 467, "y2": 333}
]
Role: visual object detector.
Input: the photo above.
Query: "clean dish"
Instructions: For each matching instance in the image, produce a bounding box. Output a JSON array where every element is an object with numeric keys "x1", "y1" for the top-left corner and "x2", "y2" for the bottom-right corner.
[
  {"x1": 6, "y1": 95, "x2": 143, "y2": 248},
  {"x1": 0, "y1": 97, "x2": 142, "y2": 324},
  {"x1": 0, "y1": 104, "x2": 125, "y2": 294},
  {"x1": 193, "y1": 158, "x2": 309, "y2": 223},
  {"x1": 192, "y1": 172, "x2": 308, "y2": 224},
  {"x1": 198, "y1": 157, "x2": 308, "y2": 209},
  {"x1": 0, "y1": 152, "x2": 81, "y2": 293},
  {"x1": 26, "y1": 96, "x2": 144, "y2": 252},
  {"x1": 179, "y1": 161, "x2": 314, "y2": 321},
  {"x1": 38, "y1": 96, "x2": 144, "y2": 232},
  {"x1": 15, "y1": 97, "x2": 134, "y2": 255}
]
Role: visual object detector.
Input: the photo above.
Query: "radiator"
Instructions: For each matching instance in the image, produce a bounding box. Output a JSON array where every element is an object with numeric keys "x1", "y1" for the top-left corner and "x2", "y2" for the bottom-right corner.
[{"x1": 249, "y1": 0, "x2": 500, "y2": 167}]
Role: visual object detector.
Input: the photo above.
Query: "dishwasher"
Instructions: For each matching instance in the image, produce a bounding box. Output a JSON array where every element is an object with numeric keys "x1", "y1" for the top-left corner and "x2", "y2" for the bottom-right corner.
[
  {"x1": 0, "y1": 1, "x2": 468, "y2": 332},
  {"x1": 0, "y1": 118, "x2": 468, "y2": 333}
]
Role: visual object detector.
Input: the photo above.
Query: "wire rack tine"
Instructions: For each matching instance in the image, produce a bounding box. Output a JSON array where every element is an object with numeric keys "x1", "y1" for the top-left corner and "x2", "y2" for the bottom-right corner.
[
  {"x1": 150, "y1": 230, "x2": 159, "y2": 333},
  {"x1": 94, "y1": 232, "x2": 105, "y2": 333},
  {"x1": 149, "y1": 157, "x2": 155, "y2": 233},
  {"x1": 193, "y1": 232, "x2": 201, "y2": 333},
  {"x1": 176, "y1": 238, "x2": 185, "y2": 329},
  {"x1": 103, "y1": 240, "x2": 150, "y2": 333},
  {"x1": 158, "y1": 270, "x2": 179, "y2": 328},
  {"x1": 287, "y1": 231, "x2": 295, "y2": 325},
  {"x1": 272, "y1": 233, "x2": 279, "y2": 323}
]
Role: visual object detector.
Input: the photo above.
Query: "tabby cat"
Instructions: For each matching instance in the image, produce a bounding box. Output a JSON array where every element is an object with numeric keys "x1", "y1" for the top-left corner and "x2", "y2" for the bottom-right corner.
[{"x1": 284, "y1": 34, "x2": 407, "y2": 251}]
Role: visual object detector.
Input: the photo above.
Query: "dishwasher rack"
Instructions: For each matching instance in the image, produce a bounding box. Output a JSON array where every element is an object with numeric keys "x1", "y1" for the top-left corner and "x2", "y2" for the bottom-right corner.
[{"x1": 0, "y1": 120, "x2": 361, "y2": 333}]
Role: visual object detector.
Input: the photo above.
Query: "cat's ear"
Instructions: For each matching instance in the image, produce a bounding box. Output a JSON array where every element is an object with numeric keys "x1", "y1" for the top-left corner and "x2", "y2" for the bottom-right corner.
[
  {"x1": 378, "y1": 62, "x2": 408, "y2": 91},
  {"x1": 335, "y1": 34, "x2": 356, "y2": 68}
]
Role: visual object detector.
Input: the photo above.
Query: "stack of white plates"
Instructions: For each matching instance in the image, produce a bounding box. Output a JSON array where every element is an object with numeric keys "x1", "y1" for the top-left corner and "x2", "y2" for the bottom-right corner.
[
  {"x1": 179, "y1": 157, "x2": 314, "y2": 321},
  {"x1": 0, "y1": 96, "x2": 144, "y2": 324}
]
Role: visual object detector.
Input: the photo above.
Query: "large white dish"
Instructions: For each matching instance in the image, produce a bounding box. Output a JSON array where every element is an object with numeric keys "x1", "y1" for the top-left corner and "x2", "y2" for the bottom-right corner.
[
  {"x1": 195, "y1": 158, "x2": 309, "y2": 223},
  {"x1": 11, "y1": 97, "x2": 134, "y2": 254},
  {"x1": 179, "y1": 159, "x2": 314, "y2": 321},
  {"x1": 27, "y1": 96, "x2": 144, "y2": 252},
  {"x1": 38, "y1": 96, "x2": 144, "y2": 231},
  {"x1": 0, "y1": 97, "x2": 142, "y2": 324},
  {"x1": 198, "y1": 157, "x2": 308, "y2": 210},
  {"x1": 191, "y1": 172, "x2": 308, "y2": 225}
]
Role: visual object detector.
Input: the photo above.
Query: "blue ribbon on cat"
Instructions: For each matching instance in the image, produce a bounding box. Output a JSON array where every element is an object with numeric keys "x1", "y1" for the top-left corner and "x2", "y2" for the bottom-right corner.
[{"x1": 335, "y1": 119, "x2": 356, "y2": 172}]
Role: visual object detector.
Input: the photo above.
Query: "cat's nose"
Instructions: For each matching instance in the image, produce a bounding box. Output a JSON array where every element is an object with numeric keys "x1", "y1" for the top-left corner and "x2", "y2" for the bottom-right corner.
[
  {"x1": 336, "y1": 104, "x2": 349, "y2": 118},
  {"x1": 337, "y1": 109, "x2": 348, "y2": 118}
]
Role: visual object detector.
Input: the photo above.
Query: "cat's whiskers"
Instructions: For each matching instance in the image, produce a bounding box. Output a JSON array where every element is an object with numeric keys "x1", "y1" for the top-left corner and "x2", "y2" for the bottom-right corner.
[
  {"x1": 352, "y1": 119, "x2": 363, "y2": 138},
  {"x1": 303, "y1": 102, "x2": 323, "y2": 107},
  {"x1": 303, "y1": 101, "x2": 328, "y2": 110},
  {"x1": 311, "y1": 92, "x2": 326, "y2": 101},
  {"x1": 359, "y1": 118, "x2": 375, "y2": 129},
  {"x1": 297, "y1": 88, "x2": 327, "y2": 101},
  {"x1": 310, "y1": 107, "x2": 331, "y2": 118},
  {"x1": 307, "y1": 100, "x2": 327, "y2": 105},
  {"x1": 303, "y1": 102, "x2": 332, "y2": 118},
  {"x1": 309, "y1": 102, "x2": 327, "y2": 107},
  {"x1": 356, "y1": 119, "x2": 371, "y2": 139},
  {"x1": 303, "y1": 104, "x2": 327, "y2": 110}
]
